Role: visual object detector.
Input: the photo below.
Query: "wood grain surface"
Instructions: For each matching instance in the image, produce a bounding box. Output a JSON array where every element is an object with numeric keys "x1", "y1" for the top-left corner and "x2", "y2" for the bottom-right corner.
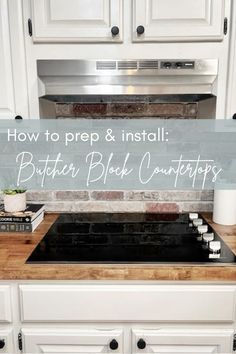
[{"x1": 0, "y1": 213, "x2": 236, "y2": 281}]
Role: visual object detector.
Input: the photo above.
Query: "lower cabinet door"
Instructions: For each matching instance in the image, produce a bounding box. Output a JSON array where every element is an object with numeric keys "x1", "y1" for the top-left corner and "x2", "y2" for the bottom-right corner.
[
  {"x1": 22, "y1": 328, "x2": 123, "y2": 353},
  {"x1": 132, "y1": 329, "x2": 234, "y2": 353}
]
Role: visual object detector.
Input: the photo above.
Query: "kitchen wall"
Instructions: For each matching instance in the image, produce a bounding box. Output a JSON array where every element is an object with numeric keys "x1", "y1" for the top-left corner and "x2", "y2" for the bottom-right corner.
[
  {"x1": 21, "y1": 190, "x2": 213, "y2": 213},
  {"x1": 22, "y1": 101, "x2": 213, "y2": 212}
]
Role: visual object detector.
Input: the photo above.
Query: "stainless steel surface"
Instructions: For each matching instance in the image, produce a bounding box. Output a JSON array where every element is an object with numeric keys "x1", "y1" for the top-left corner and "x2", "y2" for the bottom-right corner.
[
  {"x1": 37, "y1": 59, "x2": 218, "y2": 96},
  {"x1": 41, "y1": 94, "x2": 212, "y2": 103}
]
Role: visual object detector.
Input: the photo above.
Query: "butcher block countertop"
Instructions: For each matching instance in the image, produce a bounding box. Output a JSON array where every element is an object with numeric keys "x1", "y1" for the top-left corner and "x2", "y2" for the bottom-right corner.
[{"x1": 0, "y1": 213, "x2": 236, "y2": 281}]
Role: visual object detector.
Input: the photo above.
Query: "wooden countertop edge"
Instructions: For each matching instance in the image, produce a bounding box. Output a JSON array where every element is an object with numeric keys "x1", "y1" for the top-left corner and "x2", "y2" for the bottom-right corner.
[
  {"x1": 0, "y1": 213, "x2": 236, "y2": 281},
  {"x1": 1, "y1": 268, "x2": 236, "y2": 281}
]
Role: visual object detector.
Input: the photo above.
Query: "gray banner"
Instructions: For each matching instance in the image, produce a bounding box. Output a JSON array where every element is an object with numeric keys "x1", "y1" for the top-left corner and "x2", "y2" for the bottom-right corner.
[{"x1": 0, "y1": 119, "x2": 236, "y2": 190}]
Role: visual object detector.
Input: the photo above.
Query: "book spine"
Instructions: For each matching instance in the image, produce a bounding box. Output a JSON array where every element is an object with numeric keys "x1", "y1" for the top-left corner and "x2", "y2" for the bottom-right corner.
[
  {"x1": 0, "y1": 217, "x2": 31, "y2": 223},
  {"x1": 0, "y1": 223, "x2": 32, "y2": 232}
]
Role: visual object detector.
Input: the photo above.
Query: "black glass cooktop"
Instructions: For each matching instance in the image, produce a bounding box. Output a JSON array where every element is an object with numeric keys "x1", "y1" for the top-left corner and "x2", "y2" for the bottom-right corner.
[{"x1": 26, "y1": 213, "x2": 236, "y2": 264}]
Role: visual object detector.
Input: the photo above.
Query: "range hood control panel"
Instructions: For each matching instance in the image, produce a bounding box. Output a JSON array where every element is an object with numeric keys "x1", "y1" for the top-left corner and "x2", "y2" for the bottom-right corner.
[{"x1": 161, "y1": 61, "x2": 195, "y2": 69}]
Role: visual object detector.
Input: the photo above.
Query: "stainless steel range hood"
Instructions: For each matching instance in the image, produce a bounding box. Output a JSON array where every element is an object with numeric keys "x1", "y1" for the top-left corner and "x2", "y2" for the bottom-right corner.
[{"x1": 37, "y1": 59, "x2": 218, "y2": 98}]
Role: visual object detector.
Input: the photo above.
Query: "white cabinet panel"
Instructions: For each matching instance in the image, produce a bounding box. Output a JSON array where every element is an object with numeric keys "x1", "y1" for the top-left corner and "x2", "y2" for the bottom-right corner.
[
  {"x1": 132, "y1": 329, "x2": 234, "y2": 354},
  {"x1": 19, "y1": 285, "x2": 235, "y2": 322},
  {"x1": 22, "y1": 328, "x2": 123, "y2": 353},
  {"x1": 0, "y1": 0, "x2": 15, "y2": 118},
  {"x1": 0, "y1": 0, "x2": 28, "y2": 119},
  {"x1": 0, "y1": 286, "x2": 12, "y2": 323},
  {"x1": 30, "y1": 0, "x2": 123, "y2": 42},
  {"x1": 50, "y1": 0, "x2": 105, "y2": 21},
  {"x1": 133, "y1": 0, "x2": 225, "y2": 42}
]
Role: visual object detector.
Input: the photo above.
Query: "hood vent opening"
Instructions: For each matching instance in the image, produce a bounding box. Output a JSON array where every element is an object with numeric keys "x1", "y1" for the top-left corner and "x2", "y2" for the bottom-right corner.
[
  {"x1": 96, "y1": 60, "x2": 159, "y2": 71},
  {"x1": 139, "y1": 60, "x2": 159, "y2": 70},
  {"x1": 96, "y1": 61, "x2": 116, "y2": 70},
  {"x1": 118, "y1": 61, "x2": 138, "y2": 70}
]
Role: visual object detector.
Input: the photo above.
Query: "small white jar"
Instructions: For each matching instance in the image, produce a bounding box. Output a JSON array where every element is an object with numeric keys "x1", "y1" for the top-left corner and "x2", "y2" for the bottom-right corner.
[
  {"x1": 213, "y1": 188, "x2": 236, "y2": 226},
  {"x1": 4, "y1": 192, "x2": 26, "y2": 213}
]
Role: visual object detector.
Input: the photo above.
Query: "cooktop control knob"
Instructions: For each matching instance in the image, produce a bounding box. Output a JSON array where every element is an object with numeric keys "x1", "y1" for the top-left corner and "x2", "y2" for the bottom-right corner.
[
  {"x1": 193, "y1": 218, "x2": 203, "y2": 227},
  {"x1": 196, "y1": 224, "x2": 208, "y2": 241},
  {"x1": 203, "y1": 233, "x2": 214, "y2": 243},
  {"x1": 197, "y1": 225, "x2": 208, "y2": 234},
  {"x1": 209, "y1": 241, "x2": 221, "y2": 254},
  {"x1": 189, "y1": 213, "x2": 199, "y2": 220}
]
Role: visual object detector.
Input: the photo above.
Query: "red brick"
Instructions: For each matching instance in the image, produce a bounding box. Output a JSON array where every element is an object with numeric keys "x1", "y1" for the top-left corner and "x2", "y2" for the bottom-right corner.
[
  {"x1": 73, "y1": 104, "x2": 107, "y2": 117},
  {"x1": 108, "y1": 103, "x2": 146, "y2": 117},
  {"x1": 55, "y1": 191, "x2": 89, "y2": 201},
  {"x1": 145, "y1": 103, "x2": 197, "y2": 118},
  {"x1": 183, "y1": 103, "x2": 198, "y2": 117},
  {"x1": 145, "y1": 202, "x2": 179, "y2": 213},
  {"x1": 91, "y1": 191, "x2": 124, "y2": 200},
  {"x1": 147, "y1": 104, "x2": 185, "y2": 117}
]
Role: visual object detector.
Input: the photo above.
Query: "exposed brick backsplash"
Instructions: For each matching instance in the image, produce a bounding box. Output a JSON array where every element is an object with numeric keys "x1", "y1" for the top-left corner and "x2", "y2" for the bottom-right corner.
[
  {"x1": 37, "y1": 98, "x2": 206, "y2": 212},
  {"x1": 15, "y1": 190, "x2": 213, "y2": 213},
  {"x1": 125, "y1": 190, "x2": 213, "y2": 201},
  {"x1": 55, "y1": 102, "x2": 198, "y2": 119}
]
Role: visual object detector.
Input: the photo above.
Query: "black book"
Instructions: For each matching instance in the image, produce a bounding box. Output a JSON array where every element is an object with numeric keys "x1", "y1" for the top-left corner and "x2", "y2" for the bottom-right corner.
[
  {"x1": 0, "y1": 212, "x2": 44, "y2": 232},
  {"x1": 0, "y1": 204, "x2": 45, "y2": 223}
]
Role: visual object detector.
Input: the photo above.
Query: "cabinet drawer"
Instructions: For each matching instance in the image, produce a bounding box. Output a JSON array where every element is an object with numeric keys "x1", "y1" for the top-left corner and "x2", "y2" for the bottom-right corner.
[
  {"x1": 0, "y1": 286, "x2": 12, "y2": 323},
  {"x1": 132, "y1": 329, "x2": 234, "y2": 354},
  {"x1": 19, "y1": 285, "x2": 236, "y2": 323},
  {"x1": 22, "y1": 328, "x2": 124, "y2": 353}
]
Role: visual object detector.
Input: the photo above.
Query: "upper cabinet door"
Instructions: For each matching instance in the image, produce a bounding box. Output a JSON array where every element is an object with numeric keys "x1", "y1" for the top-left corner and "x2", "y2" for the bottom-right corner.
[
  {"x1": 0, "y1": 0, "x2": 15, "y2": 118},
  {"x1": 29, "y1": 0, "x2": 123, "y2": 43},
  {"x1": 133, "y1": 0, "x2": 225, "y2": 42}
]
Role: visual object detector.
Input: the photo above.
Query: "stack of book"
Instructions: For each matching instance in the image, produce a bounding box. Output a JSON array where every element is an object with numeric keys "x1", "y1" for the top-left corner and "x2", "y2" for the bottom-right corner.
[{"x1": 0, "y1": 204, "x2": 45, "y2": 232}]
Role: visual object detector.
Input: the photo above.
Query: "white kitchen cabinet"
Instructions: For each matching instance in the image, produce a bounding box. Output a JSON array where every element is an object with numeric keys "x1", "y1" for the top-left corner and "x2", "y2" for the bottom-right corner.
[
  {"x1": 28, "y1": 0, "x2": 226, "y2": 44},
  {"x1": 133, "y1": 0, "x2": 226, "y2": 42},
  {"x1": 21, "y1": 328, "x2": 123, "y2": 353},
  {"x1": 0, "y1": 282, "x2": 235, "y2": 353},
  {"x1": 19, "y1": 327, "x2": 235, "y2": 354},
  {"x1": 226, "y1": 0, "x2": 236, "y2": 118},
  {"x1": 0, "y1": 0, "x2": 28, "y2": 119},
  {"x1": 0, "y1": 286, "x2": 12, "y2": 323},
  {"x1": 0, "y1": 0, "x2": 15, "y2": 118},
  {"x1": 132, "y1": 329, "x2": 234, "y2": 353},
  {"x1": 19, "y1": 285, "x2": 236, "y2": 323},
  {"x1": 28, "y1": 0, "x2": 123, "y2": 43}
]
